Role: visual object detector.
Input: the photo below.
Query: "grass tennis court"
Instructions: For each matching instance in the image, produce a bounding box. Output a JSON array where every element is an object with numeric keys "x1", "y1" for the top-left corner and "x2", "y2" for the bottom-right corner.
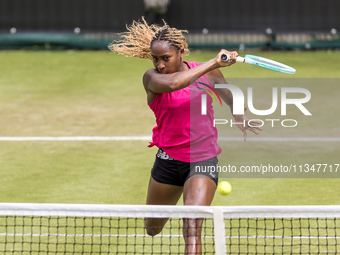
[{"x1": 0, "y1": 50, "x2": 339, "y2": 207}]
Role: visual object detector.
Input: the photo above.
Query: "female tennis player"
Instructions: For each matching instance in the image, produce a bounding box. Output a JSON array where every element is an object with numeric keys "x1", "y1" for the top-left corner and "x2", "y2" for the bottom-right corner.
[{"x1": 109, "y1": 18, "x2": 261, "y2": 254}]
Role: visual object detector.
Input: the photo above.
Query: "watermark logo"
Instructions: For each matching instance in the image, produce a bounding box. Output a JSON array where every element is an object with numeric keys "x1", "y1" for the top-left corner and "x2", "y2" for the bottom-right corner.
[
  {"x1": 197, "y1": 82, "x2": 222, "y2": 115},
  {"x1": 200, "y1": 83, "x2": 312, "y2": 128},
  {"x1": 215, "y1": 84, "x2": 312, "y2": 116}
]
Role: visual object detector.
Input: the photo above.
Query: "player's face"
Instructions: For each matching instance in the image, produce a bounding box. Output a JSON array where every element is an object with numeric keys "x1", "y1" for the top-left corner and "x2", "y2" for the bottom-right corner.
[{"x1": 151, "y1": 41, "x2": 184, "y2": 74}]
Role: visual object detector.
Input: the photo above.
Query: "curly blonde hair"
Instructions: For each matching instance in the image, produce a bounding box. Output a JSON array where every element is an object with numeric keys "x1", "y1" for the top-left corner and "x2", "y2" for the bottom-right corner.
[{"x1": 108, "y1": 17, "x2": 189, "y2": 60}]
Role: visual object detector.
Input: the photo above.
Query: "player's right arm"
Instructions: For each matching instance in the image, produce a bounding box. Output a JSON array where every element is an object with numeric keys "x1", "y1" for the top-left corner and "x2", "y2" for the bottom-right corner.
[{"x1": 143, "y1": 50, "x2": 236, "y2": 95}]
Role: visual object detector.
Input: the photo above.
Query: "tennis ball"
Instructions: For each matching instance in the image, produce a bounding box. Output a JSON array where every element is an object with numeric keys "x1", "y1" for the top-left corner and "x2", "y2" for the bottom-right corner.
[{"x1": 217, "y1": 181, "x2": 232, "y2": 196}]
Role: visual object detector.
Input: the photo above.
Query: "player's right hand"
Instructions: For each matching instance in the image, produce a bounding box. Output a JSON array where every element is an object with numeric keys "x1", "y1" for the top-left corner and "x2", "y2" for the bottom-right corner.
[{"x1": 216, "y1": 49, "x2": 238, "y2": 67}]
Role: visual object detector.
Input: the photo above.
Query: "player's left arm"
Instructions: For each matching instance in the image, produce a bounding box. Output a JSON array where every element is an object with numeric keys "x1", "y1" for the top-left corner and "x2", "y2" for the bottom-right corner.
[
  {"x1": 206, "y1": 68, "x2": 262, "y2": 141},
  {"x1": 205, "y1": 68, "x2": 233, "y2": 110}
]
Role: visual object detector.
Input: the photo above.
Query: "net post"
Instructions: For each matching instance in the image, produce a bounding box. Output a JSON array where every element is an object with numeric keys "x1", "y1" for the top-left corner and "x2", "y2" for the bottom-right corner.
[{"x1": 213, "y1": 207, "x2": 227, "y2": 255}]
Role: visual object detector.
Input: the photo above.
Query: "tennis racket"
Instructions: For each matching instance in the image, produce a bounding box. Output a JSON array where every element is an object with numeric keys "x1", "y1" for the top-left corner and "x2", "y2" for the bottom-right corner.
[{"x1": 221, "y1": 54, "x2": 296, "y2": 74}]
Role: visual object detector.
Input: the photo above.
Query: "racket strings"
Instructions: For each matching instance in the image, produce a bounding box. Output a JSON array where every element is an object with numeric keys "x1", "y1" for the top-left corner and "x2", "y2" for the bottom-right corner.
[{"x1": 251, "y1": 58, "x2": 288, "y2": 69}]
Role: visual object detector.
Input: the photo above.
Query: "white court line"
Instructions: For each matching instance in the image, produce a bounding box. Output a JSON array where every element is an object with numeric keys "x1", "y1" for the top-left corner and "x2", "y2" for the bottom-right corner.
[
  {"x1": 0, "y1": 136, "x2": 152, "y2": 141},
  {"x1": 0, "y1": 136, "x2": 339, "y2": 142}
]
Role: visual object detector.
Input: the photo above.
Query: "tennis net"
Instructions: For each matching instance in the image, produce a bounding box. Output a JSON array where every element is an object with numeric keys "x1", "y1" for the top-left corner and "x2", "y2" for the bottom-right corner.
[{"x1": 0, "y1": 203, "x2": 339, "y2": 254}]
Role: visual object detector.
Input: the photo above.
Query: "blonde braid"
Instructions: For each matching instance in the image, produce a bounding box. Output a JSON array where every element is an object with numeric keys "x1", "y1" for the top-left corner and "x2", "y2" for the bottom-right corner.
[{"x1": 108, "y1": 17, "x2": 189, "y2": 60}]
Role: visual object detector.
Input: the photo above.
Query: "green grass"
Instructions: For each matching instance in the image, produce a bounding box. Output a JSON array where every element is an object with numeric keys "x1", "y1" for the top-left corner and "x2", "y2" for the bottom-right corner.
[
  {"x1": 0, "y1": 141, "x2": 151, "y2": 204},
  {"x1": 0, "y1": 50, "x2": 339, "y2": 207}
]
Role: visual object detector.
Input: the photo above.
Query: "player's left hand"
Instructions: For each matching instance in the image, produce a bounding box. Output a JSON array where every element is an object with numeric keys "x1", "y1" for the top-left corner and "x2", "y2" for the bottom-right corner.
[{"x1": 233, "y1": 107, "x2": 262, "y2": 141}]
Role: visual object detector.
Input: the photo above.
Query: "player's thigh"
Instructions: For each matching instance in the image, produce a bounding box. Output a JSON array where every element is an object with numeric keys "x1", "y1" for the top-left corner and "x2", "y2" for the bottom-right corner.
[
  {"x1": 146, "y1": 176, "x2": 183, "y2": 205},
  {"x1": 145, "y1": 177, "x2": 183, "y2": 235},
  {"x1": 183, "y1": 175, "x2": 216, "y2": 206}
]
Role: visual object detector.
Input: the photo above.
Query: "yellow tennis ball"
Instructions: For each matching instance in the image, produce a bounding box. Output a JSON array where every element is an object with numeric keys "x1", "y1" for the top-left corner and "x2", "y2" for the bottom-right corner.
[{"x1": 217, "y1": 181, "x2": 232, "y2": 196}]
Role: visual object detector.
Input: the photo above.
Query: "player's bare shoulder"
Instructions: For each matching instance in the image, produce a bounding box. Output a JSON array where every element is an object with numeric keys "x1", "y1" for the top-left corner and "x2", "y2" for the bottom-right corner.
[
  {"x1": 142, "y1": 68, "x2": 157, "y2": 90},
  {"x1": 142, "y1": 69, "x2": 159, "y2": 104}
]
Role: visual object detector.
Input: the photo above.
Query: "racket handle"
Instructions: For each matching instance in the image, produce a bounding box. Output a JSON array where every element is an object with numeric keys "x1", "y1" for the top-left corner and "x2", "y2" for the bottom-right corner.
[
  {"x1": 236, "y1": 56, "x2": 245, "y2": 63},
  {"x1": 221, "y1": 53, "x2": 229, "y2": 62},
  {"x1": 221, "y1": 54, "x2": 245, "y2": 63}
]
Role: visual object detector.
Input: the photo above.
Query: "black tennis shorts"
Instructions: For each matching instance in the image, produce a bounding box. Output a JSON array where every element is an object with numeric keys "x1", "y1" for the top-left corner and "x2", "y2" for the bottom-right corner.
[{"x1": 151, "y1": 148, "x2": 218, "y2": 187}]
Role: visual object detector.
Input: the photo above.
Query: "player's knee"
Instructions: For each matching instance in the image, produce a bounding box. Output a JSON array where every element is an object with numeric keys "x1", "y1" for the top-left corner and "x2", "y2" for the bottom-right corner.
[
  {"x1": 145, "y1": 222, "x2": 163, "y2": 236},
  {"x1": 145, "y1": 225, "x2": 163, "y2": 236},
  {"x1": 144, "y1": 218, "x2": 166, "y2": 236}
]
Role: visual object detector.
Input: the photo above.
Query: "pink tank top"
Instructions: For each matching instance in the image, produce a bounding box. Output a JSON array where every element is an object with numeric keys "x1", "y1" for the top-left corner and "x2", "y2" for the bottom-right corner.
[{"x1": 148, "y1": 61, "x2": 221, "y2": 162}]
